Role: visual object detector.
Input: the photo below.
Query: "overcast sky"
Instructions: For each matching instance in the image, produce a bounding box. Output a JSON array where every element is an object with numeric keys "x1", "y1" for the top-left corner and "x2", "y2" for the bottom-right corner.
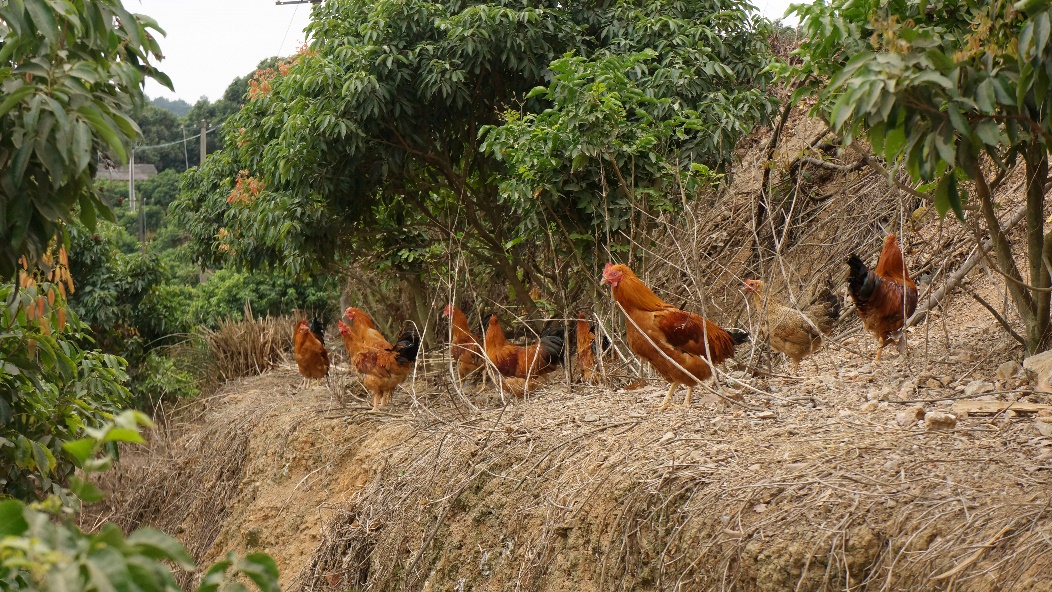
[{"x1": 138, "y1": 0, "x2": 797, "y2": 104}]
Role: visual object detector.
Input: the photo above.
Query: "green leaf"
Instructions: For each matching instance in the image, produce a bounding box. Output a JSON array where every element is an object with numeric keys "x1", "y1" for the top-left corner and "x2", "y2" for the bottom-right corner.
[
  {"x1": 102, "y1": 428, "x2": 146, "y2": 444},
  {"x1": 238, "y1": 553, "x2": 281, "y2": 592},
  {"x1": 71, "y1": 476, "x2": 106, "y2": 503},
  {"x1": 1014, "y1": 0, "x2": 1052, "y2": 13},
  {"x1": 0, "y1": 85, "x2": 35, "y2": 118},
  {"x1": 0, "y1": 500, "x2": 29, "y2": 536},
  {"x1": 525, "y1": 85, "x2": 548, "y2": 98},
  {"x1": 974, "y1": 119, "x2": 1002, "y2": 146},
  {"x1": 24, "y1": 0, "x2": 59, "y2": 44},
  {"x1": 76, "y1": 105, "x2": 128, "y2": 162},
  {"x1": 946, "y1": 102, "x2": 970, "y2": 135},
  {"x1": 63, "y1": 437, "x2": 96, "y2": 464},
  {"x1": 127, "y1": 528, "x2": 196, "y2": 570},
  {"x1": 31, "y1": 439, "x2": 56, "y2": 473},
  {"x1": 975, "y1": 79, "x2": 996, "y2": 113}
]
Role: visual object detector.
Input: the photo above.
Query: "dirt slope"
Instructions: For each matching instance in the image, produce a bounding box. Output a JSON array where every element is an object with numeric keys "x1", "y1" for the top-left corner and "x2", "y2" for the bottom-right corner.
[
  {"x1": 96, "y1": 109, "x2": 1052, "y2": 590},
  {"x1": 100, "y1": 326, "x2": 1052, "y2": 592}
]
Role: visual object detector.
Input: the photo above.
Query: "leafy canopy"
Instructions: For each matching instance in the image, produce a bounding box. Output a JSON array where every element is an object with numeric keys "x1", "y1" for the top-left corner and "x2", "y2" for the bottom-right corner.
[
  {"x1": 0, "y1": 0, "x2": 170, "y2": 276},
  {"x1": 781, "y1": 0, "x2": 1052, "y2": 351},
  {"x1": 782, "y1": 0, "x2": 1052, "y2": 218},
  {"x1": 176, "y1": 0, "x2": 776, "y2": 309}
]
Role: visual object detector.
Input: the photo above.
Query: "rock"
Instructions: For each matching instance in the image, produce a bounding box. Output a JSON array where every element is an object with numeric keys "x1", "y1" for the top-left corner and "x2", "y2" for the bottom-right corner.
[
  {"x1": 1024, "y1": 351, "x2": 1052, "y2": 393},
  {"x1": 896, "y1": 405, "x2": 926, "y2": 426},
  {"x1": 997, "y1": 361, "x2": 1023, "y2": 380},
  {"x1": 924, "y1": 378, "x2": 942, "y2": 390},
  {"x1": 925, "y1": 412, "x2": 957, "y2": 431},
  {"x1": 861, "y1": 400, "x2": 879, "y2": 413},
  {"x1": 964, "y1": 380, "x2": 995, "y2": 398},
  {"x1": 753, "y1": 410, "x2": 777, "y2": 419},
  {"x1": 898, "y1": 379, "x2": 917, "y2": 400},
  {"x1": 1037, "y1": 421, "x2": 1052, "y2": 438}
]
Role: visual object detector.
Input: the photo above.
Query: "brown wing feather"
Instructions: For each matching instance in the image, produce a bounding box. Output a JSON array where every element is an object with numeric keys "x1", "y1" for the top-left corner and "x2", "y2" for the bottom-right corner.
[{"x1": 654, "y1": 309, "x2": 737, "y2": 363}]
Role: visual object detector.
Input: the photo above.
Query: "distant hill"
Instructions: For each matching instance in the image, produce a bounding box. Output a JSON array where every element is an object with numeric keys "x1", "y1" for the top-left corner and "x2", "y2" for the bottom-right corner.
[{"x1": 150, "y1": 96, "x2": 192, "y2": 117}]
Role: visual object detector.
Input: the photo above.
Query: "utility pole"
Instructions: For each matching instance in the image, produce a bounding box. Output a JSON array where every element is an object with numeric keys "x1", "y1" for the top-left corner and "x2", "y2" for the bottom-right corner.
[
  {"x1": 200, "y1": 119, "x2": 208, "y2": 165},
  {"x1": 128, "y1": 151, "x2": 135, "y2": 212}
]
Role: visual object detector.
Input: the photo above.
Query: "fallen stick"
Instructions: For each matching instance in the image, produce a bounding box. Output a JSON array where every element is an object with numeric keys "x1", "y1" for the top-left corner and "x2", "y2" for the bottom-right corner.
[{"x1": 931, "y1": 522, "x2": 1014, "y2": 581}]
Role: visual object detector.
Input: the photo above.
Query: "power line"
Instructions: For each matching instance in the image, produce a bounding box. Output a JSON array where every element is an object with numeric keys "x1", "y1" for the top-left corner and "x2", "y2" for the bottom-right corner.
[
  {"x1": 277, "y1": 5, "x2": 298, "y2": 56},
  {"x1": 133, "y1": 125, "x2": 220, "y2": 152}
]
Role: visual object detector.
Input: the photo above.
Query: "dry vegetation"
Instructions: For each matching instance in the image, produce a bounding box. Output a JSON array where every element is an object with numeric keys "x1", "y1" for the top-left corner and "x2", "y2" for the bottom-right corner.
[{"x1": 92, "y1": 112, "x2": 1052, "y2": 591}]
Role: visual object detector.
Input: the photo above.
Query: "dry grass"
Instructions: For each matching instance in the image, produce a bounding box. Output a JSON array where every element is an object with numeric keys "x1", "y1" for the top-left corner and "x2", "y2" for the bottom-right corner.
[
  {"x1": 194, "y1": 304, "x2": 294, "y2": 386},
  {"x1": 91, "y1": 109, "x2": 1052, "y2": 591}
]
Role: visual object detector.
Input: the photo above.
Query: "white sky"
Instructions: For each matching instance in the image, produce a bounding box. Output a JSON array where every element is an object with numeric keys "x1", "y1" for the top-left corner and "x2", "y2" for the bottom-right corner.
[
  {"x1": 138, "y1": 0, "x2": 798, "y2": 104},
  {"x1": 137, "y1": 0, "x2": 314, "y2": 103}
]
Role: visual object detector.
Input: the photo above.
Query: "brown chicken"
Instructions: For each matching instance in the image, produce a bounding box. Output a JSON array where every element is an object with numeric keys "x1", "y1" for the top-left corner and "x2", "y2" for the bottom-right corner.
[
  {"x1": 294, "y1": 319, "x2": 330, "y2": 387},
  {"x1": 442, "y1": 303, "x2": 486, "y2": 384},
  {"x1": 847, "y1": 233, "x2": 919, "y2": 361},
  {"x1": 601, "y1": 263, "x2": 748, "y2": 410},
  {"x1": 743, "y1": 279, "x2": 840, "y2": 374},
  {"x1": 338, "y1": 307, "x2": 421, "y2": 411},
  {"x1": 484, "y1": 314, "x2": 565, "y2": 396}
]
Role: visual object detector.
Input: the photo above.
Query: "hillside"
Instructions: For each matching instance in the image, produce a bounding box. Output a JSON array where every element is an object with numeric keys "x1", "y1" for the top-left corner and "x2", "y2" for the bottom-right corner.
[{"x1": 93, "y1": 111, "x2": 1052, "y2": 591}]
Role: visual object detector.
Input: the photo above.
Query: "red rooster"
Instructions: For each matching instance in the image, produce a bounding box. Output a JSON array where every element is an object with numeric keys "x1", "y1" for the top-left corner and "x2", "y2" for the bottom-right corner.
[
  {"x1": 601, "y1": 263, "x2": 748, "y2": 410},
  {"x1": 484, "y1": 314, "x2": 564, "y2": 396},
  {"x1": 338, "y1": 307, "x2": 420, "y2": 411},
  {"x1": 846, "y1": 233, "x2": 918, "y2": 361}
]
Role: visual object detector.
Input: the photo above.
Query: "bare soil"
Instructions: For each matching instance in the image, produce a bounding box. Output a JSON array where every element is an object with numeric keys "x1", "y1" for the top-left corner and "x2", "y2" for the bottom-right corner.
[{"x1": 93, "y1": 109, "x2": 1052, "y2": 591}]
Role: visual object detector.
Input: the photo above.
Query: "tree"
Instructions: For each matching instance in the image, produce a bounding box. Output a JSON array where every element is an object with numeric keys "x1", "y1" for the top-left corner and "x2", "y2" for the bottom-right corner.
[
  {"x1": 176, "y1": 0, "x2": 776, "y2": 318},
  {"x1": 783, "y1": 0, "x2": 1052, "y2": 353},
  {"x1": 134, "y1": 103, "x2": 188, "y2": 172},
  {"x1": 151, "y1": 95, "x2": 193, "y2": 117},
  {"x1": 0, "y1": 0, "x2": 170, "y2": 277}
]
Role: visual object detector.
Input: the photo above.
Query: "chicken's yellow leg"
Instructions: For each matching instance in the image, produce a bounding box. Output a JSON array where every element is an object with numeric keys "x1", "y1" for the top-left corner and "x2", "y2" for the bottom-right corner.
[
  {"x1": 677, "y1": 386, "x2": 694, "y2": 409},
  {"x1": 658, "y1": 383, "x2": 677, "y2": 411}
]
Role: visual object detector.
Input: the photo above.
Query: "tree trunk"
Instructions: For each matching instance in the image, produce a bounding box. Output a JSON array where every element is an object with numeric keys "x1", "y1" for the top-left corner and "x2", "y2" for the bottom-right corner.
[
  {"x1": 1026, "y1": 144, "x2": 1052, "y2": 353},
  {"x1": 975, "y1": 166, "x2": 1038, "y2": 351}
]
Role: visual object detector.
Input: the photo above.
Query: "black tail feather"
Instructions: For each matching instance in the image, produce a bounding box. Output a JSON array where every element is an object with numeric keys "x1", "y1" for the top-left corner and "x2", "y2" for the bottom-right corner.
[
  {"x1": 727, "y1": 328, "x2": 750, "y2": 345},
  {"x1": 538, "y1": 327, "x2": 566, "y2": 365},
  {"x1": 391, "y1": 325, "x2": 421, "y2": 364},
  {"x1": 846, "y1": 253, "x2": 875, "y2": 302},
  {"x1": 309, "y1": 318, "x2": 325, "y2": 343}
]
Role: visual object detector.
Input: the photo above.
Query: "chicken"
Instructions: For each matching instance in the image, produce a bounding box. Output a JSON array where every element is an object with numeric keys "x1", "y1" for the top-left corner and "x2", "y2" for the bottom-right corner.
[
  {"x1": 484, "y1": 314, "x2": 564, "y2": 396},
  {"x1": 294, "y1": 319, "x2": 330, "y2": 387},
  {"x1": 338, "y1": 307, "x2": 421, "y2": 411},
  {"x1": 743, "y1": 278, "x2": 840, "y2": 374},
  {"x1": 846, "y1": 233, "x2": 919, "y2": 361},
  {"x1": 442, "y1": 303, "x2": 486, "y2": 385},
  {"x1": 575, "y1": 312, "x2": 611, "y2": 384},
  {"x1": 601, "y1": 263, "x2": 748, "y2": 410}
]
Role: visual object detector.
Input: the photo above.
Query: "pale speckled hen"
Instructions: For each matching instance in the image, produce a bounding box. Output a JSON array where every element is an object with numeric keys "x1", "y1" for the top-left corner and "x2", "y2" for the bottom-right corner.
[{"x1": 743, "y1": 279, "x2": 840, "y2": 374}]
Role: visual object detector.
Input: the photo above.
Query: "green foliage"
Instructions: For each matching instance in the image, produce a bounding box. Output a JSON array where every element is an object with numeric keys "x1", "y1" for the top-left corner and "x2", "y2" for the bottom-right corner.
[
  {"x1": 189, "y1": 269, "x2": 339, "y2": 328},
  {"x1": 0, "y1": 281, "x2": 131, "y2": 502},
  {"x1": 782, "y1": 0, "x2": 1052, "y2": 215},
  {"x1": 176, "y1": 0, "x2": 776, "y2": 314},
  {"x1": 151, "y1": 96, "x2": 193, "y2": 117},
  {"x1": 135, "y1": 103, "x2": 188, "y2": 172},
  {"x1": 0, "y1": 412, "x2": 281, "y2": 592},
  {"x1": 782, "y1": 0, "x2": 1052, "y2": 351},
  {"x1": 0, "y1": 0, "x2": 170, "y2": 277}
]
